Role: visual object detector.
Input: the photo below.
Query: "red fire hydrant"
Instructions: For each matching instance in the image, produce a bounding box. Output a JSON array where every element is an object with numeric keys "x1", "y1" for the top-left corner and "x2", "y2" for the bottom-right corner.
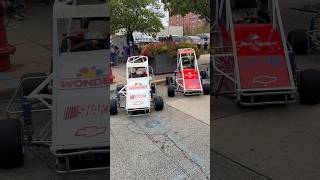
[{"x1": 0, "y1": 3, "x2": 15, "y2": 71}]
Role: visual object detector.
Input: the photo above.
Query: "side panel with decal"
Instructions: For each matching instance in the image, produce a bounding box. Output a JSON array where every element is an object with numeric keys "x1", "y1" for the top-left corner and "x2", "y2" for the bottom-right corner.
[{"x1": 235, "y1": 24, "x2": 291, "y2": 89}]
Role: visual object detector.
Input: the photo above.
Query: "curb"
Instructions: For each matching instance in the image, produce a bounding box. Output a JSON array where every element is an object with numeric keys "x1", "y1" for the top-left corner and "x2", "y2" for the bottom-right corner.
[{"x1": 152, "y1": 79, "x2": 166, "y2": 85}]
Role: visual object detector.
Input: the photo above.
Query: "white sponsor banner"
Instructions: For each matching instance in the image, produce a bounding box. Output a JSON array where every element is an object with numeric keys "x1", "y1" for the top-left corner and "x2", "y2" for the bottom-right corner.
[
  {"x1": 52, "y1": 50, "x2": 110, "y2": 150},
  {"x1": 126, "y1": 77, "x2": 150, "y2": 110}
]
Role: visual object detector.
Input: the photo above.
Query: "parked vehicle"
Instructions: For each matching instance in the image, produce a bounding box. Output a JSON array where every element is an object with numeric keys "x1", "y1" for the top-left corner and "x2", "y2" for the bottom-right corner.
[
  {"x1": 188, "y1": 36, "x2": 203, "y2": 48},
  {"x1": 167, "y1": 48, "x2": 210, "y2": 97}
]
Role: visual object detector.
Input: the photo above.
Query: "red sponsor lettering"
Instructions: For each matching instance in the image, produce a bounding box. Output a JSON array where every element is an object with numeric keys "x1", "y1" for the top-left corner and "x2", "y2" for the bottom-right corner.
[
  {"x1": 64, "y1": 104, "x2": 109, "y2": 120},
  {"x1": 128, "y1": 85, "x2": 148, "y2": 90},
  {"x1": 60, "y1": 77, "x2": 109, "y2": 89},
  {"x1": 130, "y1": 95, "x2": 135, "y2": 100},
  {"x1": 237, "y1": 41, "x2": 278, "y2": 47}
]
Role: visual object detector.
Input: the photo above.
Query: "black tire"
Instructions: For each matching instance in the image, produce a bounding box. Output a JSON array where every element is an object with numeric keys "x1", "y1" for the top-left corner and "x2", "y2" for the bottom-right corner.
[
  {"x1": 200, "y1": 71, "x2": 207, "y2": 79},
  {"x1": 167, "y1": 85, "x2": 176, "y2": 97},
  {"x1": 116, "y1": 85, "x2": 125, "y2": 92},
  {"x1": 110, "y1": 99, "x2": 118, "y2": 115},
  {"x1": 287, "y1": 29, "x2": 309, "y2": 55},
  {"x1": 0, "y1": 119, "x2": 24, "y2": 168},
  {"x1": 203, "y1": 83, "x2": 210, "y2": 95},
  {"x1": 299, "y1": 69, "x2": 320, "y2": 104},
  {"x1": 20, "y1": 73, "x2": 48, "y2": 96},
  {"x1": 166, "y1": 76, "x2": 173, "y2": 85},
  {"x1": 154, "y1": 96, "x2": 164, "y2": 111},
  {"x1": 151, "y1": 83, "x2": 156, "y2": 94}
]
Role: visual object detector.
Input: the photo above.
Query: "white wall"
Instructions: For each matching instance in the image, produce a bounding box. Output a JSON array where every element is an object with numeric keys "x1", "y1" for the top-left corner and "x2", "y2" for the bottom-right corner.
[{"x1": 157, "y1": 26, "x2": 184, "y2": 37}]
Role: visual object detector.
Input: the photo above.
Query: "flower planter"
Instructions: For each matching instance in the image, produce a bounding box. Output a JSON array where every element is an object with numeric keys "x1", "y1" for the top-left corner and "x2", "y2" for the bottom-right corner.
[{"x1": 149, "y1": 54, "x2": 176, "y2": 75}]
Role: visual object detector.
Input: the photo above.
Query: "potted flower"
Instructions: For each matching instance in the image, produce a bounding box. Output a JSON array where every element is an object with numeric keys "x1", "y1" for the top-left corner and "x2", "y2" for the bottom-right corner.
[
  {"x1": 141, "y1": 42, "x2": 177, "y2": 74},
  {"x1": 141, "y1": 41, "x2": 201, "y2": 75},
  {"x1": 177, "y1": 42, "x2": 201, "y2": 58}
]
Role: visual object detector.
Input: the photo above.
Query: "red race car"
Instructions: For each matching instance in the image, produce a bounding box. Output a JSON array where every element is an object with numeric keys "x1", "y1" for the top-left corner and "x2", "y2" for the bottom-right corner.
[
  {"x1": 213, "y1": 0, "x2": 320, "y2": 105},
  {"x1": 167, "y1": 48, "x2": 210, "y2": 97}
]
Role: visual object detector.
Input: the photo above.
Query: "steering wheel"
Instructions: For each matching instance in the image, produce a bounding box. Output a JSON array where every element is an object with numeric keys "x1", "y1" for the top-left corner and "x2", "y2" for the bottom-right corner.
[
  {"x1": 70, "y1": 39, "x2": 108, "y2": 52},
  {"x1": 237, "y1": 16, "x2": 266, "y2": 24}
]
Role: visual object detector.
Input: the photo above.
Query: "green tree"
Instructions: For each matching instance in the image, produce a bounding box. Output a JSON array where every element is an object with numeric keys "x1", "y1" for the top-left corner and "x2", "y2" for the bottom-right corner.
[
  {"x1": 110, "y1": 0, "x2": 164, "y2": 46},
  {"x1": 190, "y1": 21, "x2": 210, "y2": 35},
  {"x1": 161, "y1": 0, "x2": 210, "y2": 23}
]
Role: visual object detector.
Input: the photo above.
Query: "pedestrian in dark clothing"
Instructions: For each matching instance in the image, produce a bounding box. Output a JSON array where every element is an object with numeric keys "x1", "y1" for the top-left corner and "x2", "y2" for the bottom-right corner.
[{"x1": 9, "y1": 0, "x2": 27, "y2": 20}]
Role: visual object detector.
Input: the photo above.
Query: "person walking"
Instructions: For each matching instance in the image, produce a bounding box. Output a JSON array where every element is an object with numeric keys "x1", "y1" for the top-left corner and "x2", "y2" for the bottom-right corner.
[
  {"x1": 111, "y1": 45, "x2": 119, "y2": 67},
  {"x1": 11, "y1": 0, "x2": 27, "y2": 20}
]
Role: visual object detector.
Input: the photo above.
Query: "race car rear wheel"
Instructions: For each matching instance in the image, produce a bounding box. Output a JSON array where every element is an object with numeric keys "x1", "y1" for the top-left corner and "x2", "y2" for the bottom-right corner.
[
  {"x1": 110, "y1": 99, "x2": 118, "y2": 115},
  {"x1": 299, "y1": 69, "x2": 320, "y2": 104},
  {"x1": 154, "y1": 96, "x2": 164, "y2": 111},
  {"x1": 21, "y1": 73, "x2": 48, "y2": 96},
  {"x1": 287, "y1": 29, "x2": 309, "y2": 55},
  {"x1": 166, "y1": 76, "x2": 173, "y2": 85},
  {"x1": 167, "y1": 85, "x2": 176, "y2": 97},
  {"x1": 203, "y1": 83, "x2": 210, "y2": 95},
  {"x1": 0, "y1": 119, "x2": 24, "y2": 168}
]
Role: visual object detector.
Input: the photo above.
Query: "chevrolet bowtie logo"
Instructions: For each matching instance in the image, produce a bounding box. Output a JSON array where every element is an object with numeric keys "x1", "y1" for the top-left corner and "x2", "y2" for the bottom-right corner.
[
  {"x1": 253, "y1": 75, "x2": 277, "y2": 86},
  {"x1": 75, "y1": 126, "x2": 107, "y2": 137}
]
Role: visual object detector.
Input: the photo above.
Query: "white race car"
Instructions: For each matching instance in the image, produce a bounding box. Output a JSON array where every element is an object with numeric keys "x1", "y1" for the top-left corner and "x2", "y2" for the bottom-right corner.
[{"x1": 110, "y1": 56, "x2": 164, "y2": 115}]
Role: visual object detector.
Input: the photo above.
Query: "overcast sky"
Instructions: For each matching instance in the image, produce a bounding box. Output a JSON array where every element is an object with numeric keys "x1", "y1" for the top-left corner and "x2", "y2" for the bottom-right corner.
[{"x1": 159, "y1": 3, "x2": 169, "y2": 26}]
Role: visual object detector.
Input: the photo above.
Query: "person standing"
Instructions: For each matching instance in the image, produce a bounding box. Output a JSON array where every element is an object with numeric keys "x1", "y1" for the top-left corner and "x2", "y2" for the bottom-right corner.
[{"x1": 11, "y1": 0, "x2": 27, "y2": 20}]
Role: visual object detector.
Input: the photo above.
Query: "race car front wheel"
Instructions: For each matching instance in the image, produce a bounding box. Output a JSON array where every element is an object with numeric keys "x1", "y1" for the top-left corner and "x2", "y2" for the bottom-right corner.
[
  {"x1": 0, "y1": 119, "x2": 24, "y2": 168},
  {"x1": 167, "y1": 85, "x2": 176, "y2": 97},
  {"x1": 110, "y1": 99, "x2": 118, "y2": 115},
  {"x1": 154, "y1": 96, "x2": 164, "y2": 111}
]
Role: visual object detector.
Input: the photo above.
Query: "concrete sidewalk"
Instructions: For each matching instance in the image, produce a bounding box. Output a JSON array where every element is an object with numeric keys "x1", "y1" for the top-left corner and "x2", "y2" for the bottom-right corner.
[
  {"x1": 111, "y1": 85, "x2": 210, "y2": 179},
  {"x1": 0, "y1": 3, "x2": 52, "y2": 99}
]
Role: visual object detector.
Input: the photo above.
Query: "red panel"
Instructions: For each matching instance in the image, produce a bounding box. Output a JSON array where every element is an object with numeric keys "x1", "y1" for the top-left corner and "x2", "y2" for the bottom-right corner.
[
  {"x1": 179, "y1": 49, "x2": 195, "y2": 54},
  {"x1": 234, "y1": 24, "x2": 291, "y2": 89},
  {"x1": 183, "y1": 69, "x2": 201, "y2": 90}
]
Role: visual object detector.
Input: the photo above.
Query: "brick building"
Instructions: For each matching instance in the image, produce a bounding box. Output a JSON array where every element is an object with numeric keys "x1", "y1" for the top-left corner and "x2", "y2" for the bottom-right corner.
[{"x1": 169, "y1": 12, "x2": 205, "y2": 34}]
